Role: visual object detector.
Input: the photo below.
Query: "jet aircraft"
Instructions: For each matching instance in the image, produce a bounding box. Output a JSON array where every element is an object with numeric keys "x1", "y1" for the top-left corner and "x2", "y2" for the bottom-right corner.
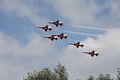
[
  {"x1": 68, "y1": 42, "x2": 84, "y2": 48},
  {"x1": 48, "y1": 20, "x2": 63, "y2": 27},
  {"x1": 83, "y1": 50, "x2": 99, "y2": 57},
  {"x1": 53, "y1": 33, "x2": 68, "y2": 39},
  {"x1": 43, "y1": 35, "x2": 58, "y2": 41},
  {"x1": 37, "y1": 25, "x2": 52, "y2": 32}
]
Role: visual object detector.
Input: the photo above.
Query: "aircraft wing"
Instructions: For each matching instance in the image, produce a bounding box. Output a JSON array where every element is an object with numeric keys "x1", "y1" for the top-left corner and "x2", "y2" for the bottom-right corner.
[
  {"x1": 44, "y1": 29, "x2": 48, "y2": 32},
  {"x1": 55, "y1": 24, "x2": 59, "y2": 27}
]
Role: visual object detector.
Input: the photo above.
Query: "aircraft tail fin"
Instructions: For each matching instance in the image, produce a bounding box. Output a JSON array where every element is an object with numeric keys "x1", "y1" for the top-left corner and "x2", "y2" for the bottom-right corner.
[
  {"x1": 64, "y1": 36, "x2": 68, "y2": 39},
  {"x1": 80, "y1": 44, "x2": 84, "y2": 48},
  {"x1": 60, "y1": 23, "x2": 63, "y2": 26},
  {"x1": 49, "y1": 28, "x2": 52, "y2": 31},
  {"x1": 95, "y1": 53, "x2": 99, "y2": 56}
]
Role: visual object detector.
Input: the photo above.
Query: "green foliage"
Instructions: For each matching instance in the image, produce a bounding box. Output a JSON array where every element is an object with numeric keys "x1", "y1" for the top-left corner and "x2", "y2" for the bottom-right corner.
[
  {"x1": 96, "y1": 74, "x2": 113, "y2": 80},
  {"x1": 23, "y1": 63, "x2": 68, "y2": 80},
  {"x1": 117, "y1": 68, "x2": 120, "y2": 80},
  {"x1": 54, "y1": 63, "x2": 68, "y2": 80},
  {"x1": 87, "y1": 75, "x2": 95, "y2": 80},
  {"x1": 23, "y1": 65, "x2": 120, "y2": 80},
  {"x1": 87, "y1": 74, "x2": 113, "y2": 80},
  {"x1": 23, "y1": 68, "x2": 59, "y2": 80}
]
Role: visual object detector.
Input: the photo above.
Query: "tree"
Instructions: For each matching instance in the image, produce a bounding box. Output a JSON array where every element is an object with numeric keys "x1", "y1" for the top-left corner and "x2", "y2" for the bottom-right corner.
[
  {"x1": 117, "y1": 68, "x2": 120, "y2": 80},
  {"x1": 54, "y1": 63, "x2": 68, "y2": 80},
  {"x1": 23, "y1": 63, "x2": 68, "y2": 80},
  {"x1": 87, "y1": 75, "x2": 95, "y2": 80},
  {"x1": 87, "y1": 74, "x2": 114, "y2": 80},
  {"x1": 96, "y1": 74, "x2": 113, "y2": 80}
]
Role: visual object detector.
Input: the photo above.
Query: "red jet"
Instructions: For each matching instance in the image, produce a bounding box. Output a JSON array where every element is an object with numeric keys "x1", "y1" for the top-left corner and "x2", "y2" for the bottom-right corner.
[
  {"x1": 53, "y1": 33, "x2": 68, "y2": 39},
  {"x1": 68, "y1": 42, "x2": 84, "y2": 48},
  {"x1": 83, "y1": 50, "x2": 99, "y2": 57},
  {"x1": 43, "y1": 35, "x2": 58, "y2": 41},
  {"x1": 48, "y1": 20, "x2": 63, "y2": 27},
  {"x1": 37, "y1": 25, "x2": 52, "y2": 32}
]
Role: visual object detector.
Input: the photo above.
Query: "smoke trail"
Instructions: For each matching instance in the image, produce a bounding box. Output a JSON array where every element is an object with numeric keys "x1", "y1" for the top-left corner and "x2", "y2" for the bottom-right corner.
[
  {"x1": 63, "y1": 30, "x2": 97, "y2": 37},
  {"x1": 65, "y1": 24, "x2": 107, "y2": 31}
]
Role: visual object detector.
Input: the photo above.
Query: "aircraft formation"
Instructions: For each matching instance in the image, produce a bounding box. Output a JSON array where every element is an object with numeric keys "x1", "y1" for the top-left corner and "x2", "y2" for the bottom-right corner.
[{"x1": 36, "y1": 20, "x2": 99, "y2": 57}]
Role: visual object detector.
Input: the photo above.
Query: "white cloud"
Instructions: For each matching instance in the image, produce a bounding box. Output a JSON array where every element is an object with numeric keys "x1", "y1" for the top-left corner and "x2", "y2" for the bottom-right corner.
[
  {"x1": 0, "y1": 31, "x2": 60, "y2": 80},
  {"x1": 59, "y1": 28, "x2": 120, "y2": 80},
  {"x1": 0, "y1": 28, "x2": 120, "y2": 80},
  {"x1": 0, "y1": 0, "x2": 120, "y2": 80},
  {"x1": 0, "y1": 32, "x2": 55, "y2": 56},
  {"x1": 47, "y1": 0, "x2": 120, "y2": 28},
  {"x1": 0, "y1": 0, "x2": 48, "y2": 25},
  {"x1": 0, "y1": 59, "x2": 25, "y2": 80}
]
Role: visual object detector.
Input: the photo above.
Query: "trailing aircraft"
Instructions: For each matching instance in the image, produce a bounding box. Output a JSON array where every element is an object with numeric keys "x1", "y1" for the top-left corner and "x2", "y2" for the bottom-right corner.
[
  {"x1": 48, "y1": 20, "x2": 63, "y2": 27},
  {"x1": 43, "y1": 35, "x2": 58, "y2": 41},
  {"x1": 53, "y1": 33, "x2": 68, "y2": 39},
  {"x1": 83, "y1": 50, "x2": 99, "y2": 57},
  {"x1": 69, "y1": 42, "x2": 84, "y2": 48},
  {"x1": 37, "y1": 25, "x2": 52, "y2": 32}
]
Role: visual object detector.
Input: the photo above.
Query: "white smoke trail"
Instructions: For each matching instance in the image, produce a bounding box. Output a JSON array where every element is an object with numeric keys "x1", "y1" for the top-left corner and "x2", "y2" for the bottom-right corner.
[
  {"x1": 63, "y1": 30, "x2": 97, "y2": 37},
  {"x1": 65, "y1": 24, "x2": 107, "y2": 31}
]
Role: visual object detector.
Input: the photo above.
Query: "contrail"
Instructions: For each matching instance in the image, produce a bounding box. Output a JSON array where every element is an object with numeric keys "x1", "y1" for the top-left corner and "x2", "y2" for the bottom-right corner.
[
  {"x1": 65, "y1": 24, "x2": 107, "y2": 31},
  {"x1": 63, "y1": 30, "x2": 97, "y2": 37}
]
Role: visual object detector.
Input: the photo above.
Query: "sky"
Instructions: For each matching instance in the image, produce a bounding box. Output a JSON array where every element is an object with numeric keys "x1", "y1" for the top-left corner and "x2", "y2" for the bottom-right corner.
[{"x1": 0, "y1": 0, "x2": 120, "y2": 80}]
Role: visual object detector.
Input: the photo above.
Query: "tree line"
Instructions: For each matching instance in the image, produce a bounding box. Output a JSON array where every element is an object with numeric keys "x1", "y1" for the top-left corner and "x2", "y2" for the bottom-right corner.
[{"x1": 23, "y1": 63, "x2": 120, "y2": 80}]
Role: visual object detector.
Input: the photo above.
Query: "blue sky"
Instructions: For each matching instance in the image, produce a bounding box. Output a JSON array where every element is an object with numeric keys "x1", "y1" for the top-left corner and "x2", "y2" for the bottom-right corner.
[{"x1": 0, "y1": 0, "x2": 120, "y2": 80}]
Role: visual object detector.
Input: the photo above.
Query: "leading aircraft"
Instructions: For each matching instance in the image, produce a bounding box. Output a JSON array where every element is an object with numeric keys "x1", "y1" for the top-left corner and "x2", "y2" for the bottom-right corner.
[
  {"x1": 83, "y1": 50, "x2": 99, "y2": 57},
  {"x1": 48, "y1": 20, "x2": 63, "y2": 27},
  {"x1": 43, "y1": 35, "x2": 58, "y2": 41},
  {"x1": 53, "y1": 33, "x2": 68, "y2": 39},
  {"x1": 68, "y1": 42, "x2": 84, "y2": 48},
  {"x1": 37, "y1": 25, "x2": 52, "y2": 32}
]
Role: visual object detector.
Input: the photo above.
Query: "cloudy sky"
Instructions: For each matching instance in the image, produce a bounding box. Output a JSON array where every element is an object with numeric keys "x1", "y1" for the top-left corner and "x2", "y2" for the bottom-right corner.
[{"x1": 0, "y1": 0, "x2": 120, "y2": 80}]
